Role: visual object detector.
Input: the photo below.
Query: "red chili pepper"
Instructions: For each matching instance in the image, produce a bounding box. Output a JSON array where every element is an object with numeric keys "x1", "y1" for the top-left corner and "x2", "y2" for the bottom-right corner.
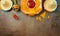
[
  {"x1": 27, "y1": 0, "x2": 36, "y2": 8},
  {"x1": 13, "y1": 14, "x2": 18, "y2": 20}
]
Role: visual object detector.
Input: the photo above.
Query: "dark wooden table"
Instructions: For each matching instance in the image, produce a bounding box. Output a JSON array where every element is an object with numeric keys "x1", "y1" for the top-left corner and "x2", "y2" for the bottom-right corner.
[{"x1": 0, "y1": 0, "x2": 60, "y2": 36}]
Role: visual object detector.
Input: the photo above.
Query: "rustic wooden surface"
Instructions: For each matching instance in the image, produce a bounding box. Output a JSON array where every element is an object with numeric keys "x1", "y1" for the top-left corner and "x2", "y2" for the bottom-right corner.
[{"x1": 0, "y1": 0, "x2": 60, "y2": 36}]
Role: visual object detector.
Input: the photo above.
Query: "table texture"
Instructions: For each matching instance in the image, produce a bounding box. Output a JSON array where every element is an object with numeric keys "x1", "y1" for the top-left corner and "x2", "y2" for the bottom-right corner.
[{"x1": 0, "y1": 0, "x2": 60, "y2": 36}]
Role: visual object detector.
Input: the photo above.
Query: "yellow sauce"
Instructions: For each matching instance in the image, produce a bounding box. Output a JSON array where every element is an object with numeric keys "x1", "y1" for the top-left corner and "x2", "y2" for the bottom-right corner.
[{"x1": 21, "y1": 0, "x2": 42, "y2": 16}]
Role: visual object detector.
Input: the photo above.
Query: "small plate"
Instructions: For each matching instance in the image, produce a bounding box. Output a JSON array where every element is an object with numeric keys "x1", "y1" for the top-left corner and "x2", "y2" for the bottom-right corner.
[{"x1": 21, "y1": 0, "x2": 42, "y2": 16}]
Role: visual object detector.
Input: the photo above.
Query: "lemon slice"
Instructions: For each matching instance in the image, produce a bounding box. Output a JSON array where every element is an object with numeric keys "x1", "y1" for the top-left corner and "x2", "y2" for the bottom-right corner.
[
  {"x1": 1, "y1": 0, "x2": 13, "y2": 11},
  {"x1": 44, "y1": 0, "x2": 57, "y2": 12}
]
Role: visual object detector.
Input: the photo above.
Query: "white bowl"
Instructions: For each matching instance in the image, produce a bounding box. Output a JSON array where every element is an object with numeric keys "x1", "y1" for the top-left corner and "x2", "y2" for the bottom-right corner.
[
  {"x1": 44, "y1": 0, "x2": 57, "y2": 12},
  {"x1": 1, "y1": 0, "x2": 13, "y2": 11}
]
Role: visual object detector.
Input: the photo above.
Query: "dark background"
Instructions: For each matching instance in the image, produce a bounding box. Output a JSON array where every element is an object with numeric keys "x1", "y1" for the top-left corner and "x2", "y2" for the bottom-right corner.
[{"x1": 0, "y1": 0, "x2": 60, "y2": 36}]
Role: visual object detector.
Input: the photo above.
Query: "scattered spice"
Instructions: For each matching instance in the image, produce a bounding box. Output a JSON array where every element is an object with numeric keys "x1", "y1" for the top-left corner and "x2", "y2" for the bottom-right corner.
[
  {"x1": 36, "y1": 17, "x2": 42, "y2": 21},
  {"x1": 48, "y1": 16, "x2": 51, "y2": 19},
  {"x1": 40, "y1": 11, "x2": 47, "y2": 18},
  {"x1": 36, "y1": 17, "x2": 39, "y2": 21},
  {"x1": 39, "y1": 17, "x2": 42, "y2": 21},
  {"x1": 13, "y1": 14, "x2": 19, "y2": 20},
  {"x1": 36, "y1": 11, "x2": 47, "y2": 22}
]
